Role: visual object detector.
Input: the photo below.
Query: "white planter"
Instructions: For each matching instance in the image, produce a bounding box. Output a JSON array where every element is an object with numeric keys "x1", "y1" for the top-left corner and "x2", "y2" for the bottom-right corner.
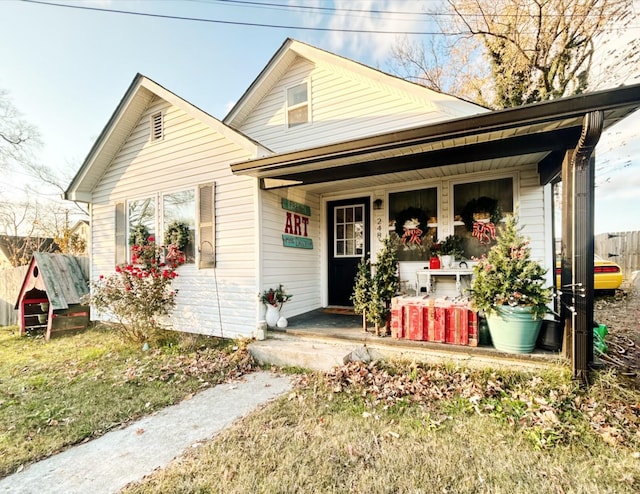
[
  {"x1": 265, "y1": 305, "x2": 280, "y2": 328},
  {"x1": 276, "y1": 316, "x2": 288, "y2": 329},
  {"x1": 441, "y1": 255, "x2": 454, "y2": 268}
]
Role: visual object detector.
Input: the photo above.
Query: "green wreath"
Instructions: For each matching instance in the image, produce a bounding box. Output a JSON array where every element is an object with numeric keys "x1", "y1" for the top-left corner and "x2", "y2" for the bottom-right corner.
[
  {"x1": 394, "y1": 207, "x2": 430, "y2": 239},
  {"x1": 164, "y1": 221, "x2": 191, "y2": 250},
  {"x1": 460, "y1": 197, "x2": 503, "y2": 231},
  {"x1": 129, "y1": 224, "x2": 150, "y2": 246}
]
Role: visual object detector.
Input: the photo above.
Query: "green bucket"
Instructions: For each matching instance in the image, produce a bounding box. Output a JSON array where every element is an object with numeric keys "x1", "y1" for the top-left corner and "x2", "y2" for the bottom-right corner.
[{"x1": 486, "y1": 306, "x2": 543, "y2": 354}]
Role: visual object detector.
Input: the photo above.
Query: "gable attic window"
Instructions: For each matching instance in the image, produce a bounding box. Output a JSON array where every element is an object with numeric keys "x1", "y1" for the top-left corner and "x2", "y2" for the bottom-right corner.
[
  {"x1": 150, "y1": 111, "x2": 163, "y2": 141},
  {"x1": 286, "y1": 82, "x2": 310, "y2": 128}
]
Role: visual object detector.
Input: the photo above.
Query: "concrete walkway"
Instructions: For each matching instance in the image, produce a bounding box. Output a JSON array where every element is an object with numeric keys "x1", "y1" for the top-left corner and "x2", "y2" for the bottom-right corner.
[{"x1": 0, "y1": 371, "x2": 292, "y2": 494}]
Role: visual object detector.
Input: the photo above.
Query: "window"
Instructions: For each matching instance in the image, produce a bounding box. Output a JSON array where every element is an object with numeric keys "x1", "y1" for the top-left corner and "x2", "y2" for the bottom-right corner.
[
  {"x1": 163, "y1": 190, "x2": 196, "y2": 263},
  {"x1": 150, "y1": 112, "x2": 163, "y2": 141},
  {"x1": 116, "y1": 184, "x2": 215, "y2": 268},
  {"x1": 128, "y1": 197, "x2": 156, "y2": 247},
  {"x1": 389, "y1": 188, "x2": 438, "y2": 261},
  {"x1": 334, "y1": 204, "x2": 365, "y2": 257},
  {"x1": 286, "y1": 82, "x2": 309, "y2": 128},
  {"x1": 453, "y1": 177, "x2": 514, "y2": 259}
]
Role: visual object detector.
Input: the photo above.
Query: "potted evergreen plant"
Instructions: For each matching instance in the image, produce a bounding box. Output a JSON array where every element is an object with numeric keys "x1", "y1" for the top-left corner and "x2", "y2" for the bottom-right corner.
[
  {"x1": 470, "y1": 215, "x2": 552, "y2": 353},
  {"x1": 437, "y1": 234, "x2": 464, "y2": 268}
]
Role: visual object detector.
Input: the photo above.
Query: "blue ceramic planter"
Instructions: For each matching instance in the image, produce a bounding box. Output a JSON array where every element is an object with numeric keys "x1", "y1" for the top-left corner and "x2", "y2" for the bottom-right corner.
[{"x1": 486, "y1": 305, "x2": 543, "y2": 354}]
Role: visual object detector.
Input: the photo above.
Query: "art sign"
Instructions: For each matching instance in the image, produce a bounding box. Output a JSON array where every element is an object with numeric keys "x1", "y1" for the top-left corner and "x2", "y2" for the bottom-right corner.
[{"x1": 281, "y1": 198, "x2": 313, "y2": 249}]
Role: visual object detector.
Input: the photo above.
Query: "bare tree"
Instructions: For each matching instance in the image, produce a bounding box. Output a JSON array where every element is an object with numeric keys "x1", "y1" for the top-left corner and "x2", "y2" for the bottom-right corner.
[
  {"x1": 0, "y1": 87, "x2": 88, "y2": 228},
  {"x1": 389, "y1": 0, "x2": 633, "y2": 108},
  {"x1": 391, "y1": 34, "x2": 494, "y2": 106},
  {"x1": 0, "y1": 200, "x2": 60, "y2": 267},
  {"x1": 0, "y1": 89, "x2": 40, "y2": 173}
]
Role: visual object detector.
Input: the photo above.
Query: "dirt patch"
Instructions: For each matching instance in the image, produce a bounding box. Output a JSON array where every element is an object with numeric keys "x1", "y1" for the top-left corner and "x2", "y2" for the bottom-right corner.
[{"x1": 593, "y1": 282, "x2": 640, "y2": 375}]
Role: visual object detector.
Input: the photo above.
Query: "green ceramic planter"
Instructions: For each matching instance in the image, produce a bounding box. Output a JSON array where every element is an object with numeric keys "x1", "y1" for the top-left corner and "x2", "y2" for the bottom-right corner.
[{"x1": 486, "y1": 305, "x2": 543, "y2": 354}]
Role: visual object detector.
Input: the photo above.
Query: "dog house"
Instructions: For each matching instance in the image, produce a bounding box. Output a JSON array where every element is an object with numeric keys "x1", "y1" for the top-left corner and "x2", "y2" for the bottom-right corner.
[{"x1": 15, "y1": 253, "x2": 90, "y2": 339}]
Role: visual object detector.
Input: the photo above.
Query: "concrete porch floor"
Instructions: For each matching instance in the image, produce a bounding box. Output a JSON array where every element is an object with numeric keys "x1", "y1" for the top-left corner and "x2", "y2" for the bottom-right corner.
[{"x1": 248, "y1": 308, "x2": 568, "y2": 373}]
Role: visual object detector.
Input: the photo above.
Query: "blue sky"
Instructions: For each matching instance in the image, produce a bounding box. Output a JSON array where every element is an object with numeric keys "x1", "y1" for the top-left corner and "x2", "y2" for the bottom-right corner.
[{"x1": 1, "y1": 0, "x2": 639, "y2": 234}]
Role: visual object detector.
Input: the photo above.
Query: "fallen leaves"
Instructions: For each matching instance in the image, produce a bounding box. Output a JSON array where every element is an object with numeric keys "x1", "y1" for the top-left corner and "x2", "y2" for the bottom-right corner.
[
  {"x1": 115, "y1": 346, "x2": 256, "y2": 387},
  {"x1": 310, "y1": 360, "x2": 640, "y2": 450}
]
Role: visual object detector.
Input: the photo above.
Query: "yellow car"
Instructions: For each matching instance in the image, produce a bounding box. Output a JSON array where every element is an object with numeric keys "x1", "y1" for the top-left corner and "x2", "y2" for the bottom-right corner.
[{"x1": 555, "y1": 255, "x2": 623, "y2": 291}]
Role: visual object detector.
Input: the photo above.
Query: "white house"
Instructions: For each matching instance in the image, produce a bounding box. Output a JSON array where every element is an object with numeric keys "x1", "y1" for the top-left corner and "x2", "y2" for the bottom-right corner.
[{"x1": 65, "y1": 38, "x2": 640, "y2": 375}]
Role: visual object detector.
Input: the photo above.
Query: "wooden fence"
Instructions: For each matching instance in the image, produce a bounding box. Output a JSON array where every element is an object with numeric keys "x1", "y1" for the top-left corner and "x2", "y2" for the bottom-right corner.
[
  {"x1": 0, "y1": 256, "x2": 88, "y2": 327},
  {"x1": 594, "y1": 231, "x2": 640, "y2": 282}
]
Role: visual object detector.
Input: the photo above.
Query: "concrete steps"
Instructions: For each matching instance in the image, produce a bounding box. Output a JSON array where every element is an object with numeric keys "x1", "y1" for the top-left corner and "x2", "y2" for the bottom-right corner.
[{"x1": 248, "y1": 331, "x2": 566, "y2": 373}]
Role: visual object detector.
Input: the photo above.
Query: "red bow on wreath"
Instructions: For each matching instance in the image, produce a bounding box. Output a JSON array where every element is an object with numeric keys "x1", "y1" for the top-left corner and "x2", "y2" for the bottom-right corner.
[
  {"x1": 402, "y1": 227, "x2": 423, "y2": 245},
  {"x1": 472, "y1": 221, "x2": 496, "y2": 245}
]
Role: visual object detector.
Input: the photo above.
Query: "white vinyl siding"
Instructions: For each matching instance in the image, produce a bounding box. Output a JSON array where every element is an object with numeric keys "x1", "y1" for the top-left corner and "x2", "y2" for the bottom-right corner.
[
  {"x1": 237, "y1": 56, "x2": 476, "y2": 153},
  {"x1": 259, "y1": 188, "x2": 322, "y2": 320},
  {"x1": 91, "y1": 97, "x2": 259, "y2": 338}
]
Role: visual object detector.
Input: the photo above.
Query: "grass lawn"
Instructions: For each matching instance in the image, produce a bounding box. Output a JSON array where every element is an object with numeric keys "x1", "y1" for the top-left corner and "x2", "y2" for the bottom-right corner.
[
  {"x1": 2, "y1": 325, "x2": 639, "y2": 493},
  {"x1": 123, "y1": 363, "x2": 640, "y2": 494},
  {"x1": 0, "y1": 325, "x2": 254, "y2": 478}
]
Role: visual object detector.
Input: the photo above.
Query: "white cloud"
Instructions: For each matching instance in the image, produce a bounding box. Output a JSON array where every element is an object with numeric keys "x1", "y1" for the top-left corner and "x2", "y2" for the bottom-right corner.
[{"x1": 290, "y1": 0, "x2": 439, "y2": 65}]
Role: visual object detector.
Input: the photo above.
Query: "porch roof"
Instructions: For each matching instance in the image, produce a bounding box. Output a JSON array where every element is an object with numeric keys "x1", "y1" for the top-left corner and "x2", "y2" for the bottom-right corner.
[{"x1": 230, "y1": 84, "x2": 640, "y2": 191}]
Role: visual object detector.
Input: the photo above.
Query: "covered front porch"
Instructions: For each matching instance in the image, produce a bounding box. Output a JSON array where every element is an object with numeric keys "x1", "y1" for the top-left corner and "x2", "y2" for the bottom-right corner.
[{"x1": 234, "y1": 83, "x2": 640, "y2": 379}]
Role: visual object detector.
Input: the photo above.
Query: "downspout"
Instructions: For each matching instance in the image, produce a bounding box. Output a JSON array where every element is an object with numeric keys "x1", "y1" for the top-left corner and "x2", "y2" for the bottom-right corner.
[{"x1": 569, "y1": 111, "x2": 603, "y2": 383}]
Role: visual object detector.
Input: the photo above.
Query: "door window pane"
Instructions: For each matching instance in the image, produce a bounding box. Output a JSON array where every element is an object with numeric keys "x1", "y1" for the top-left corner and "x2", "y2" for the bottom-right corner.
[{"x1": 334, "y1": 205, "x2": 365, "y2": 258}]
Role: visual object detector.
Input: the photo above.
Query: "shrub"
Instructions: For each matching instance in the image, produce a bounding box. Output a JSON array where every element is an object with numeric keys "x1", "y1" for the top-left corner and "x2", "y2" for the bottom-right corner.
[{"x1": 91, "y1": 239, "x2": 185, "y2": 342}]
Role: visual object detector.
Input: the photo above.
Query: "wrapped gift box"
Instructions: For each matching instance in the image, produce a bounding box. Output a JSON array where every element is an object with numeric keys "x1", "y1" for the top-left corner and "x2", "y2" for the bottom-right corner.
[
  {"x1": 424, "y1": 299, "x2": 446, "y2": 343},
  {"x1": 390, "y1": 296, "x2": 478, "y2": 346},
  {"x1": 406, "y1": 304, "x2": 424, "y2": 340},
  {"x1": 390, "y1": 298, "x2": 405, "y2": 339},
  {"x1": 445, "y1": 305, "x2": 469, "y2": 345}
]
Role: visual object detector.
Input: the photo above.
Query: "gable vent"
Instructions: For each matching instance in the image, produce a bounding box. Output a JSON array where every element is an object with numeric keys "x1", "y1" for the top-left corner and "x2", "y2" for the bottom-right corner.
[{"x1": 150, "y1": 112, "x2": 163, "y2": 141}]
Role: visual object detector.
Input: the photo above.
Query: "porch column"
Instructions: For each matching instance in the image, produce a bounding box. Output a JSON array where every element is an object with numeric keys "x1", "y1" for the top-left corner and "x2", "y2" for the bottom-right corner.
[
  {"x1": 560, "y1": 151, "x2": 574, "y2": 362},
  {"x1": 563, "y1": 111, "x2": 603, "y2": 382}
]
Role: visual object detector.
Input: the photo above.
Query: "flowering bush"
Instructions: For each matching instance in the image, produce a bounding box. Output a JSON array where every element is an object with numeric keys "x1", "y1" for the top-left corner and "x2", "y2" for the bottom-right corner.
[
  {"x1": 470, "y1": 215, "x2": 552, "y2": 319},
  {"x1": 92, "y1": 237, "x2": 185, "y2": 342},
  {"x1": 260, "y1": 284, "x2": 292, "y2": 309}
]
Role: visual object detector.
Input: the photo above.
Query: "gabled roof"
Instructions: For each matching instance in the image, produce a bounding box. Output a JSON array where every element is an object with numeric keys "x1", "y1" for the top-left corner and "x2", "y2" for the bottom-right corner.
[
  {"x1": 65, "y1": 74, "x2": 269, "y2": 203},
  {"x1": 223, "y1": 38, "x2": 487, "y2": 129},
  {"x1": 14, "y1": 253, "x2": 88, "y2": 311}
]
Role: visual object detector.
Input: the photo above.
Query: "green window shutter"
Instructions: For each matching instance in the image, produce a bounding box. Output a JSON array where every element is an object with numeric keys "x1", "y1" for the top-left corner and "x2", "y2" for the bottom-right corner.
[
  {"x1": 198, "y1": 183, "x2": 215, "y2": 269},
  {"x1": 115, "y1": 202, "x2": 126, "y2": 266}
]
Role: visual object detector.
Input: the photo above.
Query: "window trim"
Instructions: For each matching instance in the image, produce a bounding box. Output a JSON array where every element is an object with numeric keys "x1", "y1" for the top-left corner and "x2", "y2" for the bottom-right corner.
[
  {"x1": 120, "y1": 186, "x2": 204, "y2": 266},
  {"x1": 285, "y1": 80, "x2": 311, "y2": 128}
]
